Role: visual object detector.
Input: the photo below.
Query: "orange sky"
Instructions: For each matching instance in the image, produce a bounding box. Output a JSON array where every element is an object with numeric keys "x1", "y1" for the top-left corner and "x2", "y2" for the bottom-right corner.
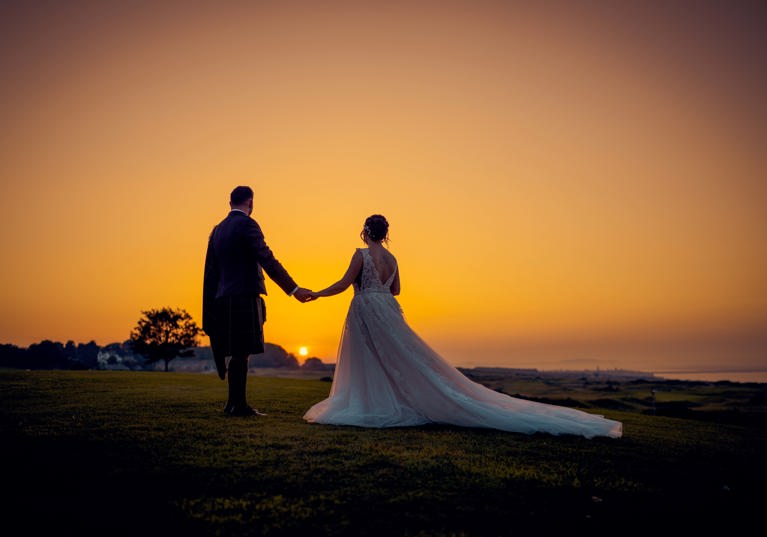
[{"x1": 1, "y1": 1, "x2": 766, "y2": 372}]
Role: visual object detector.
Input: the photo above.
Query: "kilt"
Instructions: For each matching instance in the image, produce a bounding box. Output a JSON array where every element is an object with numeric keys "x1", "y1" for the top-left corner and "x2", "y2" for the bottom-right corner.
[{"x1": 209, "y1": 295, "x2": 266, "y2": 360}]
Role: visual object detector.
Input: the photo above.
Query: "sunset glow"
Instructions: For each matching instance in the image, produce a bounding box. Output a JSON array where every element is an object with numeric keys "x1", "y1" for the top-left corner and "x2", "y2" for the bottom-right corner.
[{"x1": 1, "y1": 1, "x2": 765, "y2": 374}]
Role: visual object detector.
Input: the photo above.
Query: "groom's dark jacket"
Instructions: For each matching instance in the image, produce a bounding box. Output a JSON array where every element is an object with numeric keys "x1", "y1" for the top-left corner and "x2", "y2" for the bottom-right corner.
[{"x1": 202, "y1": 210, "x2": 297, "y2": 336}]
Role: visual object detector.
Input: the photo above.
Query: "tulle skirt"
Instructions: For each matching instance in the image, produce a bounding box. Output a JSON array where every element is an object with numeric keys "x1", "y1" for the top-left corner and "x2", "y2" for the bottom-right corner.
[{"x1": 303, "y1": 291, "x2": 622, "y2": 439}]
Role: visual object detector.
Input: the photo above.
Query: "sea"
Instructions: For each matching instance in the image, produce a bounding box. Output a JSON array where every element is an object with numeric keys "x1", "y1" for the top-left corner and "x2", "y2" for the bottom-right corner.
[
  {"x1": 651, "y1": 370, "x2": 767, "y2": 383},
  {"x1": 485, "y1": 367, "x2": 767, "y2": 384}
]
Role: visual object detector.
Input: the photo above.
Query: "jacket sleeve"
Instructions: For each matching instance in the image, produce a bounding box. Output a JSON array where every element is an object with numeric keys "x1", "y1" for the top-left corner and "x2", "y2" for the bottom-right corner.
[
  {"x1": 202, "y1": 226, "x2": 220, "y2": 334},
  {"x1": 246, "y1": 219, "x2": 298, "y2": 295}
]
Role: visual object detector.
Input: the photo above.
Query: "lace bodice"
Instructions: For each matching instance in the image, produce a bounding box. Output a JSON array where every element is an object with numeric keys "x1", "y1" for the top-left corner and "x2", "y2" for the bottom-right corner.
[{"x1": 354, "y1": 248, "x2": 397, "y2": 294}]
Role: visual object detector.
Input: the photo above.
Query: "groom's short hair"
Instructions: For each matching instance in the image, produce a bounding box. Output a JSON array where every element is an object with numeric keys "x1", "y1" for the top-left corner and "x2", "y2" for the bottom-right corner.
[{"x1": 230, "y1": 186, "x2": 253, "y2": 205}]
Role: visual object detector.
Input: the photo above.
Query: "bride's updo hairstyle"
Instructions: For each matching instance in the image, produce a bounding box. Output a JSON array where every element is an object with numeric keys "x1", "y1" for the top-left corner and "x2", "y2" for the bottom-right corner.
[{"x1": 361, "y1": 214, "x2": 389, "y2": 244}]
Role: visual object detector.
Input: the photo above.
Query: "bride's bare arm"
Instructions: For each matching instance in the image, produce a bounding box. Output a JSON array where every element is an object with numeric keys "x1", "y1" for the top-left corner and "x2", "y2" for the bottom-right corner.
[
  {"x1": 311, "y1": 250, "x2": 364, "y2": 298},
  {"x1": 390, "y1": 267, "x2": 400, "y2": 296}
]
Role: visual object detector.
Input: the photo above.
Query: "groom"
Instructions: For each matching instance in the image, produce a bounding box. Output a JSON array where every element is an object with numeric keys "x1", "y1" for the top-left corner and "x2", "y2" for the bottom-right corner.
[{"x1": 203, "y1": 185, "x2": 313, "y2": 416}]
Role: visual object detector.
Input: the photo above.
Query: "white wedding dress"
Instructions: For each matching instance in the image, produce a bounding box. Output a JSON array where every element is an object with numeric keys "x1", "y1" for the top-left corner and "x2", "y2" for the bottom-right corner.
[{"x1": 303, "y1": 249, "x2": 622, "y2": 439}]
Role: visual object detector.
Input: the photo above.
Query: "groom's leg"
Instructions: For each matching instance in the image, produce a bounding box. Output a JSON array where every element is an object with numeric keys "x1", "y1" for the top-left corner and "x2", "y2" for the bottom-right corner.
[
  {"x1": 227, "y1": 354, "x2": 250, "y2": 414},
  {"x1": 225, "y1": 360, "x2": 235, "y2": 413},
  {"x1": 226, "y1": 355, "x2": 243, "y2": 412},
  {"x1": 236, "y1": 354, "x2": 249, "y2": 407}
]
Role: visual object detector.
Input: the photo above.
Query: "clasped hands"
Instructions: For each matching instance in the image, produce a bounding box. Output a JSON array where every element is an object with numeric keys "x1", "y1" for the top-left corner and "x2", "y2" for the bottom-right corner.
[{"x1": 293, "y1": 287, "x2": 319, "y2": 303}]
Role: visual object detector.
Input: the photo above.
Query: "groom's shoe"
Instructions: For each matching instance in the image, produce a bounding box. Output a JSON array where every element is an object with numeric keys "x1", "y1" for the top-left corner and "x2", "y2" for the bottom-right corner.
[{"x1": 228, "y1": 405, "x2": 266, "y2": 417}]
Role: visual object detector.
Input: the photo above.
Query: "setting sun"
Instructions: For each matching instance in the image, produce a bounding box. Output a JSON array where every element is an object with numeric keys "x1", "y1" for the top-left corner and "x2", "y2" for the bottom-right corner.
[{"x1": 299, "y1": 347, "x2": 309, "y2": 357}]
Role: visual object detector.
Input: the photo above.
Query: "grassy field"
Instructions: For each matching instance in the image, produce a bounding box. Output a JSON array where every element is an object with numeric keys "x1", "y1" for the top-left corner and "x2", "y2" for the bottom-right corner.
[{"x1": 1, "y1": 369, "x2": 765, "y2": 536}]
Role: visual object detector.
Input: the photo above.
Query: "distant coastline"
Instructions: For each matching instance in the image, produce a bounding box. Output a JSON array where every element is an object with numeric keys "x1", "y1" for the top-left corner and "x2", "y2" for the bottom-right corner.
[
  {"x1": 456, "y1": 366, "x2": 658, "y2": 381},
  {"x1": 3, "y1": 340, "x2": 765, "y2": 384}
]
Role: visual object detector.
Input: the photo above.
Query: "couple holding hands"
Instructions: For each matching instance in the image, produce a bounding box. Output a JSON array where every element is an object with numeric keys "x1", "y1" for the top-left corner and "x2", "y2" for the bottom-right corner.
[{"x1": 203, "y1": 185, "x2": 621, "y2": 438}]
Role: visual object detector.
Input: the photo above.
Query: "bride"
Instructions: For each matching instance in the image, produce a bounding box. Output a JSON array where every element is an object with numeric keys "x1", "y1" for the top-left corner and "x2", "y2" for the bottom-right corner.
[{"x1": 303, "y1": 215, "x2": 622, "y2": 439}]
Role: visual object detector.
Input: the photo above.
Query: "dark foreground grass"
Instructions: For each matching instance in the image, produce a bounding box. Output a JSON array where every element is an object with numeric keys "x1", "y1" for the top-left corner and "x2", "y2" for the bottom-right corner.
[{"x1": 1, "y1": 370, "x2": 765, "y2": 536}]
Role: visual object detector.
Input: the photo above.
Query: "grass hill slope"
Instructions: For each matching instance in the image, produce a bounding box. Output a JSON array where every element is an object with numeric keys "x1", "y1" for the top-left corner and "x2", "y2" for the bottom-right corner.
[{"x1": 1, "y1": 370, "x2": 765, "y2": 536}]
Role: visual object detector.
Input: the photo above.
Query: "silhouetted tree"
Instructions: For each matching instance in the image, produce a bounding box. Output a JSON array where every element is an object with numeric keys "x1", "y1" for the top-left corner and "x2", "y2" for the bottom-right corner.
[
  {"x1": 64, "y1": 340, "x2": 77, "y2": 362},
  {"x1": 76, "y1": 341, "x2": 101, "y2": 369},
  {"x1": 129, "y1": 308, "x2": 200, "y2": 372},
  {"x1": 27, "y1": 340, "x2": 68, "y2": 369},
  {"x1": 250, "y1": 343, "x2": 299, "y2": 369},
  {"x1": 0, "y1": 343, "x2": 26, "y2": 368},
  {"x1": 301, "y1": 357, "x2": 333, "y2": 371}
]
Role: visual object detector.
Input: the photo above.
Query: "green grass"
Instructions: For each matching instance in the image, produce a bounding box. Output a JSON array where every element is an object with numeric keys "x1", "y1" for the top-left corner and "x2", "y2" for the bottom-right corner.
[{"x1": 2, "y1": 369, "x2": 765, "y2": 536}]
